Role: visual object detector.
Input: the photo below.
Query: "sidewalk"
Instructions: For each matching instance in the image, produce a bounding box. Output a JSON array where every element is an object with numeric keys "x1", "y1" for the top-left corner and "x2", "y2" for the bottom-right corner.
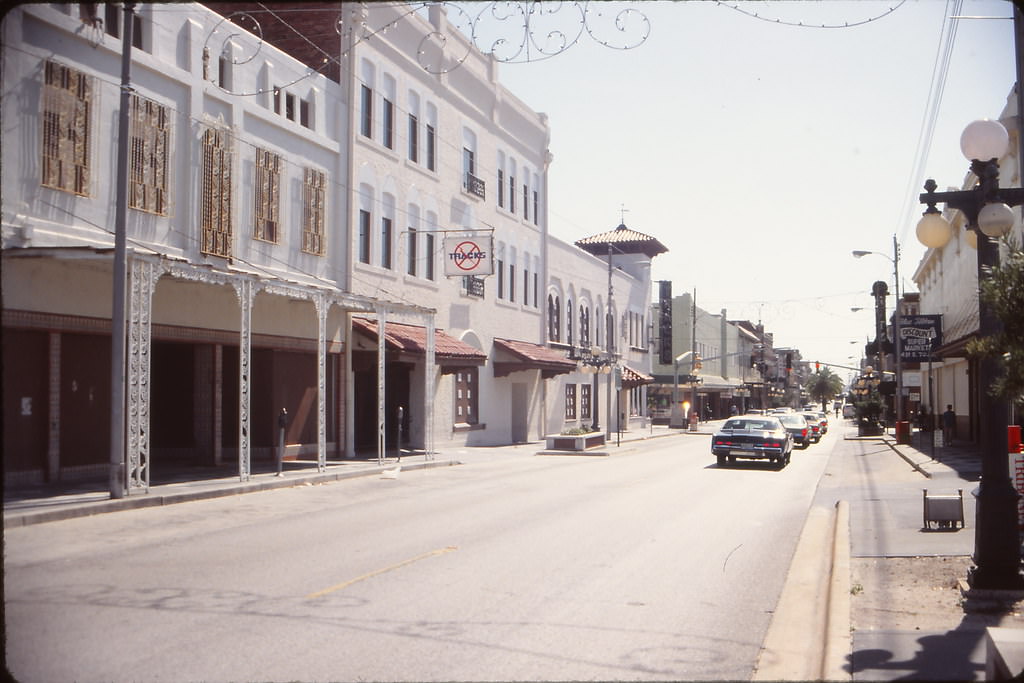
[
  {"x1": 836, "y1": 423, "x2": 1024, "y2": 681},
  {"x1": 3, "y1": 421, "x2": 715, "y2": 529}
]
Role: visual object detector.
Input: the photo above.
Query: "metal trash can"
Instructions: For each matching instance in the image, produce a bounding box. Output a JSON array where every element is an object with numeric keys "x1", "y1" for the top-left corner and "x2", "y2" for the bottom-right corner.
[{"x1": 896, "y1": 420, "x2": 911, "y2": 444}]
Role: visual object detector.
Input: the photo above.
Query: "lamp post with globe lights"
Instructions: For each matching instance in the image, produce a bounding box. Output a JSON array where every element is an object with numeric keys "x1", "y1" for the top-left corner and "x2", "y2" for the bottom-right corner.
[
  {"x1": 852, "y1": 236, "x2": 904, "y2": 426},
  {"x1": 916, "y1": 118, "x2": 1024, "y2": 590}
]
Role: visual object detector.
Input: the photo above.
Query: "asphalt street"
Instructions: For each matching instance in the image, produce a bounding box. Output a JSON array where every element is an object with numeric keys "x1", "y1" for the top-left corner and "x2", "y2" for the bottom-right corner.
[{"x1": 5, "y1": 428, "x2": 836, "y2": 682}]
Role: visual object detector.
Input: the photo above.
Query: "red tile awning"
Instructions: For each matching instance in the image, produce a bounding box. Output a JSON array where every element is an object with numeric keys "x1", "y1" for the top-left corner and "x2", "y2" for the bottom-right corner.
[
  {"x1": 621, "y1": 364, "x2": 654, "y2": 389},
  {"x1": 492, "y1": 338, "x2": 578, "y2": 379},
  {"x1": 352, "y1": 318, "x2": 486, "y2": 367}
]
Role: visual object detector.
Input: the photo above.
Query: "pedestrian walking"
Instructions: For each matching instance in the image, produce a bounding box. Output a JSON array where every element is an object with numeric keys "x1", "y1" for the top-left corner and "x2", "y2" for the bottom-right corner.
[{"x1": 942, "y1": 405, "x2": 956, "y2": 446}]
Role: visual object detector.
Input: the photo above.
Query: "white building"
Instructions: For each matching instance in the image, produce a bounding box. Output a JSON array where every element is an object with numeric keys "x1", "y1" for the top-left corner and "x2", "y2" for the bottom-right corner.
[{"x1": 1, "y1": 3, "x2": 661, "y2": 489}]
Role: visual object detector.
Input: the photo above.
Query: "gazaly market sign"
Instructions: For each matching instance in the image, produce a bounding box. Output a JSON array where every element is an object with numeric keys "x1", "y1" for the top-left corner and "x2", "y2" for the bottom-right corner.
[
  {"x1": 444, "y1": 235, "x2": 493, "y2": 277},
  {"x1": 899, "y1": 314, "x2": 942, "y2": 362}
]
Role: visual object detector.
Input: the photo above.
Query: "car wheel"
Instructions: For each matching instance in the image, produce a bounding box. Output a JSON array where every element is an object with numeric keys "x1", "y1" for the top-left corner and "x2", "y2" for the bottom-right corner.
[
  {"x1": 717, "y1": 455, "x2": 726, "y2": 466},
  {"x1": 800, "y1": 442, "x2": 809, "y2": 450}
]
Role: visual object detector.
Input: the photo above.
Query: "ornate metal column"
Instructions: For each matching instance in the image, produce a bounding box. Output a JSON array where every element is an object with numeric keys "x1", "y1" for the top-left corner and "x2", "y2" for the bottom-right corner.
[
  {"x1": 425, "y1": 313, "x2": 435, "y2": 460},
  {"x1": 234, "y1": 279, "x2": 255, "y2": 481},
  {"x1": 126, "y1": 256, "x2": 160, "y2": 493},
  {"x1": 316, "y1": 294, "x2": 327, "y2": 472},
  {"x1": 376, "y1": 304, "x2": 387, "y2": 465}
]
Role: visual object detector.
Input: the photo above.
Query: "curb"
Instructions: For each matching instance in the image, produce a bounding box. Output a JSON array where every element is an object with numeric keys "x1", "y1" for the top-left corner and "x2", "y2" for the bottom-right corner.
[
  {"x1": 3, "y1": 459, "x2": 457, "y2": 528},
  {"x1": 753, "y1": 500, "x2": 851, "y2": 681}
]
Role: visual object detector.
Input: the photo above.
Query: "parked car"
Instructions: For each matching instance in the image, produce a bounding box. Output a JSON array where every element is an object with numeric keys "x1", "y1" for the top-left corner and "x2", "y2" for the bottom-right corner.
[
  {"x1": 800, "y1": 412, "x2": 823, "y2": 443},
  {"x1": 778, "y1": 414, "x2": 811, "y2": 449},
  {"x1": 711, "y1": 416, "x2": 793, "y2": 468},
  {"x1": 815, "y1": 412, "x2": 829, "y2": 434}
]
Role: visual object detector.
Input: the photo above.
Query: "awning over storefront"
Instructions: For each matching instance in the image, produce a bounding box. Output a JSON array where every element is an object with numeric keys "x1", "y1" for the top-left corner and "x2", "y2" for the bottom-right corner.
[
  {"x1": 492, "y1": 337, "x2": 577, "y2": 378},
  {"x1": 620, "y1": 364, "x2": 654, "y2": 389},
  {"x1": 352, "y1": 317, "x2": 486, "y2": 369}
]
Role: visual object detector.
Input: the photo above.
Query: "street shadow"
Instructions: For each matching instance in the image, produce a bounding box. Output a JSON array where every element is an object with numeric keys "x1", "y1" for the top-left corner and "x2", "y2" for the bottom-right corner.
[
  {"x1": 707, "y1": 461, "x2": 786, "y2": 472},
  {"x1": 847, "y1": 607, "x2": 1014, "y2": 681}
]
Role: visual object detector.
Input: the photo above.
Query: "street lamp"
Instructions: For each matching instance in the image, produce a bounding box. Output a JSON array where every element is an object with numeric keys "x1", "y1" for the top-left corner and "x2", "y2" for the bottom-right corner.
[
  {"x1": 916, "y1": 117, "x2": 1023, "y2": 590},
  {"x1": 571, "y1": 344, "x2": 616, "y2": 433},
  {"x1": 852, "y1": 237, "x2": 904, "y2": 426}
]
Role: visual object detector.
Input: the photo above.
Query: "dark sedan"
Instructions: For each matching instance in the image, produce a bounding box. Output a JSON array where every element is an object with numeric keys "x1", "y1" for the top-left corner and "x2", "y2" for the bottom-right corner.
[
  {"x1": 711, "y1": 416, "x2": 793, "y2": 468},
  {"x1": 800, "y1": 412, "x2": 824, "y2": 443},
  {"x1": 778, "y1": 413, "x2": 811, "y2": 449}
]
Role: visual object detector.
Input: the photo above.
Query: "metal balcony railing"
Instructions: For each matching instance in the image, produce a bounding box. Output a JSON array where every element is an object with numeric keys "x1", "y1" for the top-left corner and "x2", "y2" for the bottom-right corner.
[
  {"x1": 463, "y1": 275, "x2": 485, "y2": 298},
  {"x1": 465, "y1": 172, "x2": 485, "y2": 200}
]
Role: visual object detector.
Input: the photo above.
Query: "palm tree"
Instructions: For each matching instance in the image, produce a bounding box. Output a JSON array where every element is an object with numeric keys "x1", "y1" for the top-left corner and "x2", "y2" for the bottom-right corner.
[{"x1": 806, "y1": 367, "x2": 844, "y2": 412}]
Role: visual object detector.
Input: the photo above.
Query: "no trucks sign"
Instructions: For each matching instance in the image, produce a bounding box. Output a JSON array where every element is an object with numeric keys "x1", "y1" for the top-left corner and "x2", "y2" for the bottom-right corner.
[{"x1": 443, "y1": 235, "x2": 493, "y2": 277}]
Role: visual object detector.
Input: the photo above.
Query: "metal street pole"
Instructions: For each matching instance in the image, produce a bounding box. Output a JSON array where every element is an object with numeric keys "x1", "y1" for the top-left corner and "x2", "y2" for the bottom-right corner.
[
  {"x1": 892, "y1": 234, "x2": 904, "y2": 425},
  {"x1": 109, "y1": 2, "x2": 135, "y2": 499}
]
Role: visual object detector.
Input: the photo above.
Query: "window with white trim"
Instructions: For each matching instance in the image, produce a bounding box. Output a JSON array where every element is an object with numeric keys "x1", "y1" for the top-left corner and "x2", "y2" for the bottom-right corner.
[
  {"x1": 565, "y1": 384, "x2": 577, "y2": 420},
  {"x1": 380, "y1": 193, "x2": 394, "y2": 269},
  {"x1": 455, "y1": 368, "x2": 479, "y2": 425},
  {"x1": 302, "y1": 167, "x2": 325, "y2": 256},
  {"x1": 128, "y1": 94, "x2": 169, "y2": 216},
  {"x1": 253, "y1": 147, "x2": 281, "y2": 243},
  {"x1": 41, "y1": 60, "x2": 92, "y2": 196},
  {"x1": 425, "y1": 103, "x2": 437, "y2": 171},
  {"x1": 200, "y1": 126, "x2": 232, "y2": 257}
]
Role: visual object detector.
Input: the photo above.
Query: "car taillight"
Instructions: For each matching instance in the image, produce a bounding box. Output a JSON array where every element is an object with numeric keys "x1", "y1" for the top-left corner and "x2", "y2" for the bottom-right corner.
[{"x1": 801, "y1": 429, "x2": 807, "y2": 437}]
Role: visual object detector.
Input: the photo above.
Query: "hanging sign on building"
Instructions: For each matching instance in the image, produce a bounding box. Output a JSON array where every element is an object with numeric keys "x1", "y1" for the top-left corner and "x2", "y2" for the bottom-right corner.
[
  {"x1": 898, "y1": 314, "x2": 943, "y2": 362},
  {"x1": 444, "y1": 235, "x2": 493, "y2": 277}
]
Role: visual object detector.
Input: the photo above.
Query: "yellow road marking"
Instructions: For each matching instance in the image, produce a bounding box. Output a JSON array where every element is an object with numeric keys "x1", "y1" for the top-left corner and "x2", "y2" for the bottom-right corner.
[{"x1": 306, "y1": 546, "x2": 458, "y2": 599}]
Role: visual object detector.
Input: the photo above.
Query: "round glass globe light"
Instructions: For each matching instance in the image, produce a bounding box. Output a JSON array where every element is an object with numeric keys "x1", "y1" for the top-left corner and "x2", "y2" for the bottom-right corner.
[
  {"x1": 960, "y1": 119, "x2": 1009, "y2": 162},
  {"x1": 916, "y1": 212, "x2": 953, "y2": 248},
  {"x1": 977, "y1": 202, "x2": 1015, "y2": 237}
]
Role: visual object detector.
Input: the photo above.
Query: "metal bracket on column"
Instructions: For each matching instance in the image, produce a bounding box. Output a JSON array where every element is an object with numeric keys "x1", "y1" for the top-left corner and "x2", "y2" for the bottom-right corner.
[{"x1": 126, "y1": 256, "x2": 162, "y2": 494}]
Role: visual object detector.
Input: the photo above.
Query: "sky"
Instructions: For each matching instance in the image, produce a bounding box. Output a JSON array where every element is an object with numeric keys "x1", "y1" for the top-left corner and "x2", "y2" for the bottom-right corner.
[{"x1": 459, "y1": 0, "x2": 1017, "y2": 379}]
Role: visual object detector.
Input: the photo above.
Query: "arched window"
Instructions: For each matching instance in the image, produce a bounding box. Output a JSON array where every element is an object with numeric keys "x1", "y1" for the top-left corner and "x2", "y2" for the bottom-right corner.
[
  {"x1": 548, "y1": 294, "x2": 561, "y2": 342},
  {"x1": 580, "y1": 305, "x2": 590, "y2": 347},
  {"x1": 566, "y1": 298, "x2": 574, "y2": 348}
]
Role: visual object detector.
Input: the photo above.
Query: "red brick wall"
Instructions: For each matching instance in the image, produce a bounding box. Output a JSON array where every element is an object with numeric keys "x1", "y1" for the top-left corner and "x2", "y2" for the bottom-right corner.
[{"x1": 206, "y1": 2, "x2": 343, "y2": 82}]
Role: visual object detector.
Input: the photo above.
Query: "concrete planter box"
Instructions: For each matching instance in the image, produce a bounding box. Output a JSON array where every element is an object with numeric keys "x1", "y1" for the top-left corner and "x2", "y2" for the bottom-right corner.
[{"x1": 545, "y1": 432, "x2": 606, "y2": 451}]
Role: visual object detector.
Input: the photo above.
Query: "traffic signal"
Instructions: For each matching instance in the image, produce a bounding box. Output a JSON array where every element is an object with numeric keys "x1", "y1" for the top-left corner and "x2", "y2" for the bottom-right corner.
[
  {"x1": 693, "y1": 353, "x2": 702, "y2": 371},
  {"x1": 785, "y1": 353, "x2": 792, "y2": 371},
  {"x1": 815, "y1": 361, "x2": 820, "y2": 372}
]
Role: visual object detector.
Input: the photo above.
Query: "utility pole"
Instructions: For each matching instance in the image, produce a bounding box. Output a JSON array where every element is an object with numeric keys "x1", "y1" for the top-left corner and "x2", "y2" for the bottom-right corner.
[{"x1": 109, "y1": 2, "x2": 135, "y2": 499}]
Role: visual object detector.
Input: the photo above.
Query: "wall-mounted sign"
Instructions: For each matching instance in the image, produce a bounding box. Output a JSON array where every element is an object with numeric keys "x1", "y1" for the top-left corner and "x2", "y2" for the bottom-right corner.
[
  {"x1": 443, "y1": 235, "x2": 493, "y2": 277},
  {"x1": 899, "y1": 314, "x2": 943, "y2": 362}
]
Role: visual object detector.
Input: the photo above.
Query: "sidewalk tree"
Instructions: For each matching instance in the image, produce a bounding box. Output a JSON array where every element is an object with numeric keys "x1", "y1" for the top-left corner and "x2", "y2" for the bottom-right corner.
[
  {"x1": 805, "y1": 367, "x2": 844, "y2": 411},
  {"x1": 967, "y1": 238, "x2": 1024, "y2": 406}
]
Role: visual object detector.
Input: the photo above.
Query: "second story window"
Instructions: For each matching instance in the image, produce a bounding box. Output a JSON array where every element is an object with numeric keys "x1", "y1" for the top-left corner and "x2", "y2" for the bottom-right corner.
[
  {"x1": 382, "y1": 96, "x2": 394, "y2": 149},
  {"x1": 358, "y1": 209, "x2": 371, "y2": 264},
  {"x1": 425, "y1": 232, "x2": 435, "y2": 280},
  {"x1": 253, "y1": 148, "x2": 281, "y2": 243},
  {"x1": 41, "y1": 60, "x2": 92, "y2": 196},
  {"x1": 200, "y1": 127, "x2": 232, "y2": 258},
  {"x1": 407, "y1": 226, "x2": 417, "y2": 276},
  {"x1": 426, "y1": 123, "x2": 436, "y2": 171},
  {"x1": 302, "y1": 168, "x2": 325, "y2": 256},
  {"x1": 360, "y1": 84, "x2": 372, "y2": 139},
  {"x1": 128, "y1": 94, "x2": 169, "y2": 216},
  {"x1": 408, "y1": 113, "x2": 418, "y2": 162},
  {"x1": 380, "y1": 216, "x2": 393, "y2": 269}
]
